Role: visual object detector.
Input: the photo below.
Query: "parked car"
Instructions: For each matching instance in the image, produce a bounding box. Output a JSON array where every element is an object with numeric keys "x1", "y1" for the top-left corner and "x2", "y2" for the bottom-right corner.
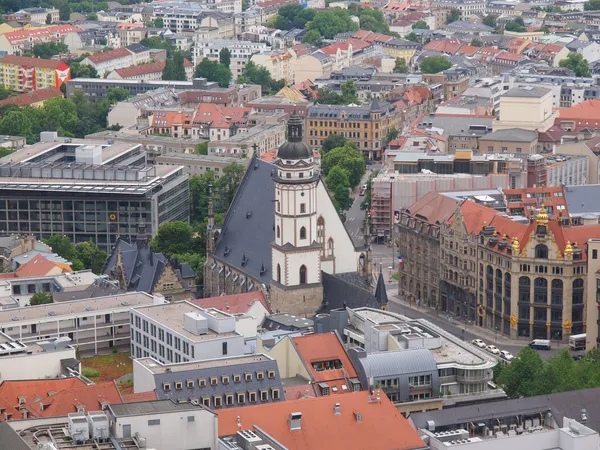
[
  {"x1": 499, "y1": 350, "x2": 514, "y2": 361},
  {"x1": 471, "y1": 339, "x2": 486, "y2": 348},
  {"x1": 573, "y1": 354, "x2": 584, "y2": 361},
  {"x1": 486, "y1": 344, "x2": 500, "y2": 355}
]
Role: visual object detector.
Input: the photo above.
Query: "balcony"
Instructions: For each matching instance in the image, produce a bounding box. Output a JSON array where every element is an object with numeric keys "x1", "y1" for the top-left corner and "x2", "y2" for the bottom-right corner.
[{"x1": 457, "y1": 371, "x2": 493, "y2": 384}]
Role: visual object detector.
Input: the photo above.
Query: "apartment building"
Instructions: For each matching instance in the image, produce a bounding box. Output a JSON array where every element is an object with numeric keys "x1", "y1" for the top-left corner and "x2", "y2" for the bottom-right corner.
[
  {"x1": 4, "y1": 8, "x2": 60, "y2": 24},
  {"x1": 251, "y1": 50, "x2": 296, "y2": 85},
  {"x1": 0, "y1": 56, "x2": 70, "y2": 93},
  {"x1": 431, "y1": 0, "x2": 486, "y2": 27},
  {"x1": 478, "y1": 129, "x2": 539, "y2": 154},
  {"x1": 494, "y1": 86, "x2": 558, "y2": 132},
  {"x1": 194, "y1": 39, "x2": 268, "y2": 79},
  {"x1": 130, "y1": 301, "x2": 246, "y2": 363},
  {"x1": 397, "y1": 192, "x2": 461, "y2": 310},
  {"x1": 156, "y1": 153, "x2": 243, "y2": 177},
  {"x1": 208, "y1": 123, "x2": 285, "y2": 158},
  {"x1": 0, "y1": 25, "x2": 82, "y2": 55},
  {"x1": 307, "y1": 99, "x2": 397, "y2": 160},
  {"x1": 133, "y1": 354, "x2": 283, "y2": 408},
  {"x1": 81, "y1": 45, "x2": 152, "y2": 76},
  {"x1": 149, "y1": 103, "x2": 251, "y2": 140},
  {"x1": 0, "y1": 292, "x2": 163, "y2": 354}
]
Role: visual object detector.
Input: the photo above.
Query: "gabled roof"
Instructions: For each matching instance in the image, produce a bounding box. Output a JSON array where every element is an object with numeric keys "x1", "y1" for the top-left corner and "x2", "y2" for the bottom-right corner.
[
  {"x1": 190, "y1": 291, "x2": 271, "y2": 315},
  {"x1": 0, "y1": 86, "x2": 62, "y2": 107},
  {"x1": 321, "y1": 272, "x2": 380, "y2": 312},
  {"x1": 292, "y1": 332, "x2": 358, "y2": 385},
  {"x1": 15, "y1": 253, "x2": 72, "y2": 277},
  {"x1": 217, "y1": 391, "x2": 427, "y2": 450},
  {"x1": 458, "y1": 200, "x2": 499, "y2": 234},
  {"x1": 404, "y1": 191, "x2": 460, "y2": 225},
  {"x1": 374, "y1": 271, "x2": 388, "y2": 306},
  {"x1": 0, "y1": 55, "x2": 66, "y2": 70},
  {"x1": 86, "y1": 47, "x2": 132, "y2": 64}
]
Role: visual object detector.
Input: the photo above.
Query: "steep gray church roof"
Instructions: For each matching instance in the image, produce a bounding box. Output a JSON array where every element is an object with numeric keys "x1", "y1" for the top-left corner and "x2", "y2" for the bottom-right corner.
[{"x1": 213, "y1": 155, "x2": 275, "y2": 282}]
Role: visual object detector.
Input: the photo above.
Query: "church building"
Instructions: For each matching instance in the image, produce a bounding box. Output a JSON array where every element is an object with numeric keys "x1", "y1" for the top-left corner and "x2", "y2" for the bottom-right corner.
[{"x1": 204, "y1": 115, "x2": 379, "y2": 316}]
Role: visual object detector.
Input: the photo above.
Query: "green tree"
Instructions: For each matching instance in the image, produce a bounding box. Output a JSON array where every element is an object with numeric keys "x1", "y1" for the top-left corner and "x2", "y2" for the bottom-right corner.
[
  {"x1": 46, "y1": 13, "x2": 52, "y2": 24},
  {"x1": 30, "y1": 291, "x2": 53, "y2": 306},
  {"x1": 483, "y1": 14, "x2": 497, "y2": 27},
  {"x1": 302, "y1": 29, "x2": 322, "y2": 47},
  {"x1": 69, "y1": 61, "x2": 98, "y2": 79},
  {"x1": 514, "y1": 16, "x2": 525, "y2": 26},
  {"x1": 405, "y1": 31, "x2": 419, "y2": 42},
  {"x1": 585, "y1": 0, "x2": 600, "y2": 9},
  {"x1": 195, "y1": 141, "x2": 209, "y2": 155},
  {"x1": 189, "y1": 171, "x2": 217, "y2": 223},
  {"x1": 107, "y1": 87, "x2": 130, "y2": 103},
  {"x1": 153, "y1": 17, "x2": 164, "y2": 28},
  {"x1": 386, "y1": 128, "x2": 399, "y2": 143},
  {"x1": 412, "y1": 20, "x2": 429, "y2": 29},
  {"x1": 238, "y1": 61, "x2": 276, "y2": 94},
  {"x1": 322, "y1": 134, "x2": 347, "y2": 153},
  {"x1": 505, "y1": 20, "x2": 527, "y2": 32},
  {"x1": 56, "y1": 0, "x2": 71, "y2": 21},
  {"x1": 470, "y1": 38, "x2": 483, "y2": 47},
  {"x1": 446, "y1": 8, "x2": 460, "y2": 24},
  {"x1": 33, "y1": 42, "x2": 69, "y2": 59},
  {"x1": 420, "y1": 55, "x2": 452, "y2": 74},
  {"x1": 219, "y1": 48, "x2": 231, "y2": 67},
  {"x1": 75, "y1": 240, "x2": 108, "y2": 274},
  {"x1": 340, "y1": 79, "x2": 358, "y2": 104},
  {"x1": 162, "y1": 51, "x2": 187, "y2": 81},
  {"x1": 325, "y1": 166, "x2": 353, "y2": 211},
  {"x1": 140, "y1": 36, "x2": 176, "y2": 57},
  {"x1": 357, "y1": 9, "x2": 390, "y2": 34},
  {"x1": 306, "y1": 9, "x2": 358, "y2": 39},
  {"x1": 316, "y1": 86, "x2": 342, "y2": 104},
  {"x1": 559, "y1": 52, "x2": 591, "y2": 77},
  {"x1": 322, "y1": 142, "x2": 365, "y2": 188},
  {"x1": 43, "y1": 235, "x2": 83, "y2": 270},
  {"x1": 274, "y1": 4, "x2": 316, "y2": 29},
  {"x1": 497, "y1": 347, "x2": 546, "y2": 398},
  {"x1": 215, "y1": 163, "x2": 246, "y2": 211},
  {"x1": 194, "y1": 58, "x2": 232, "y2": 87},
  {"x1": 171, "y1": 252, "x2": 205, "y2": 289},
  {"x1": 393, "y1": 57, "x2": 407, "y2": 73},
  {"x1": 87, "y1": 13, "x2": 98, "y2": 20},
  {"x1": 0, "y1": 111, "x2": 34, "y2": 143},
  {"x1": 150, "y1": 222, "x2": 196, "y2": 255}
]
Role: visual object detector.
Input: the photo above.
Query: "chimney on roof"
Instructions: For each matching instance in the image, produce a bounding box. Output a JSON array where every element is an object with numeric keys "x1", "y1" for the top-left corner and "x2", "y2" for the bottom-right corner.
[
  {"x1": 289, "y1": 412, "x2": 302, "y2": 431},
  {"x1": 334, "y1": 403, "x2": 341, "y2": 415}
]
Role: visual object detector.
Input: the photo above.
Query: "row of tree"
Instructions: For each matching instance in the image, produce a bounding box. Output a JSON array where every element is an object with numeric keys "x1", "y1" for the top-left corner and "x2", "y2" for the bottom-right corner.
[
  {"x1": 0, "y1": 88, "x2": 127, "y2": 144},
  {"x1": 43, "y1": 235, "x2": 108, "y2": 274},
  {"x1": 496, "y1": 347, "x2": 600, "y2": 398}
]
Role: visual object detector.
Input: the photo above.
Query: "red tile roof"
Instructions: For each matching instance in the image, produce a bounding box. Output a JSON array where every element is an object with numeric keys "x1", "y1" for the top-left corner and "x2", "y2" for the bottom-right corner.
[
  {"x1": 0, "y1": 379, "x2": 122, "y2": 421},
  {"x1": 217, "y1": 391, "x2": 427, "y2": 450},
  {"x1": 557, "y1": 100, "x2": 600, "y2": 128},
  {"x1": 283, "y1": 383, "x2": 316, "y2": 400},
  {"x1": 15, "y1": 253, "x2": 71, "y2": 277},
  {"x1": 190, "y1": 291, "x2": 271, "y2": 314},
  {"x1": 405, "y1": 192, "x2": 460, "y2": 225},
  {"x1": 0, "y1": 86, "x2": 63, "y2": 107},
  {"x1": 424, "y1": 39, "x2": 462, "y2": 55},
  {"x1": 122, "y1": 391, "x2": 157, "y2": 403},
  {"x1": 291, "y1": 333, "x2": 358, "y2": 387},
  {"x1": 151, "y1": 103, "x2": 251, "y2": 130},
  {"x1": 459, "y1": 200, "x2": 499, "y2": 234},
  {"x1": 86, "y1": 47, "x2": 132, "y2": 65},
  {"x1": 114, "y1": 61, "x2": 165, "y2": 78},
  {"x1": 3, "y1": 25, "x2": 82, "y2": 44},
  {"x1": 0, "y1": 55, "x2": 66, "y2": 70}
]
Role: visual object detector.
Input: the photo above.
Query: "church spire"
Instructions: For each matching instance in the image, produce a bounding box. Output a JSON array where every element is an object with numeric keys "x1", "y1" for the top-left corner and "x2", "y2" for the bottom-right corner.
[{"x1": 374, "y1": 265, "x2": 388, "y2": 311}]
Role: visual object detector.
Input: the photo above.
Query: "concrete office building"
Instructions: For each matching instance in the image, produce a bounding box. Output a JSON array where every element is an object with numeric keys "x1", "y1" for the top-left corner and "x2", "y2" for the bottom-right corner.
[
  {"x1": 0, "y1": 292, "x2": 163, "y2": 355},
  {"x1": 133, "y1": 354, "x2": 284, "y2": 409},
  {"x1": 130, "y1": 301, "x2": 246, "y2": 363},
  {"x1": 0, "y1": 136, "x2": 189, "y2": 252}
]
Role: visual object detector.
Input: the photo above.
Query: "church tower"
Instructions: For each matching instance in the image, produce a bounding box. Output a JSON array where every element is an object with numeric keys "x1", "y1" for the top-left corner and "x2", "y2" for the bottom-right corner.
[{"x1": 269, "y1": 115, "x2": 323, "y2": 315}]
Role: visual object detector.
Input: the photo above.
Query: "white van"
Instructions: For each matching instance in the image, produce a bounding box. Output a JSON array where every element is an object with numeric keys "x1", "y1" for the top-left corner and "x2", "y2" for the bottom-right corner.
[{"x1": 528, "y1": 339, "x2": 551, "y2": 350}]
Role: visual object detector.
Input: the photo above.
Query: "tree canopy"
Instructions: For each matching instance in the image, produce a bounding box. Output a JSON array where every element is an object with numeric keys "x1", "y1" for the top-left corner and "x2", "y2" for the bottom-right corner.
[
  {"x1": 316, "y1": 80, "x2": 359, "y2": 105},
  {"x1": 585, "y1": 0, "x2": 600, "y2": 10},
  {"x1": 470, "y1": 38, "x2": 483, "y2": 47},
  {"x1": 420, "y1": 55, "x2": 452, "y2": 74},
  {"x1": 405, "y1": 32, "x2": 419, "y2": 43},
  {"x1": 269, "y1": 4, "x2": 316, "y2": 30},
  {"x1": 483, "y1": 14, "x2": 497, "y2": 27},
  {"x1": 140, "y1": 36, "x2": 176, "y2": 57},
  {"x1": 393, "y1": 57, "x2": 408, "y2": 73},
  {"x1": 446, "y1": 8, "x2": 460, "y2": 24},
  {"x1": 43, "y1": 235, "x2": 107, "y2": 274},
  {"x1": 194, "y1": 58, "x2": 232, "y2": 88},
  {"x1": 31, "y1": 42, "x2": 69, "y2": 59},
  {"x1": 219, "y1": 48, "x2": 231, "y2": 67},
  {"x1": 356, "y1": 9, "x2": 390, "y2": 34},
  {"x1": 326, "y1": 166, "x2": 353, "y2": 211},
  {"x1": 302, "y1": 29, "x2": 322, "y2": 47},
  {"x1": 412, "y1": 20, "x2": 429, "y2": 30},
  {"x1": 497, "y1": 347, "x2": 600, "y2": 398},
  {"x1": 306, "y1": 9, "x2": 358, "y2": 39},
  {"x1": 30, "y1": 291, "x2": 53, "y2": 306},
  {"x1": 322, "y1": 134, "x2": 348, "y2": 153},
  {"x1": 559, "y1": 52, "x2": 591, "y2": 77},
  {"x1": 505, "y1": 19, "x2": 527, "y2": 32},
  {"x1": 322, "y1": 141, "x2": 365, "y2": 188},
  {"x1": 238, "y1": 61, "x2": 284, "y2": 94},
  {"x1": 162, "y1": 51, "x2": 187, "y2": 81}
]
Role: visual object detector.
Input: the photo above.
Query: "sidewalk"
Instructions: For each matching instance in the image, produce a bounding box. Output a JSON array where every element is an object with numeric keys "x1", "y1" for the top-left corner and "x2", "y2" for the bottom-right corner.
[{"x1": 389, "y1": 290, "x2": 527, "y2": 347}]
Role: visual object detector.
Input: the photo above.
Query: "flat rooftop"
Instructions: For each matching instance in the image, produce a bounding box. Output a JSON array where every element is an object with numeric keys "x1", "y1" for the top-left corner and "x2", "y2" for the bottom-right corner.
[
  {"x1": 133, "y1": 302, "x2": 240, "y2": 342},
  {"x1": 351, "y1": 308, "x2": 494, "y2": 367},
  {"x1": 156, "y1": 153, "x2": 241, "y2": 164},
  {"x1": 109, "y1": 399, "x2": 213, "y2": 417},
  {"x1": 0, "y1": 292, "x2": 156, "y2": 325},
  {"x1": 136, "y1": 354, "x2": 272, "y2": 374}
]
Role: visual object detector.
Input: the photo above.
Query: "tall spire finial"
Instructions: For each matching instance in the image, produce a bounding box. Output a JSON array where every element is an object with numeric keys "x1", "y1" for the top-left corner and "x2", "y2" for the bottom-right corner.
[{"x1": 208, "y1": 183, "x2": 214, "y2": 231}]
